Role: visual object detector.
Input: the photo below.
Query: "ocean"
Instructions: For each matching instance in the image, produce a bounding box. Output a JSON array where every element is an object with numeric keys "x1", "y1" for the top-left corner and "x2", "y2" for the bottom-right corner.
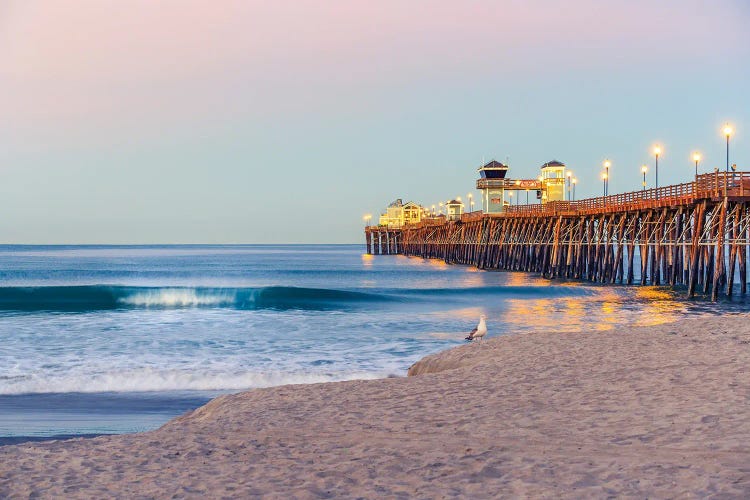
[{"x1": 0, "y1": 244, "x2": 734, "y2": 443}]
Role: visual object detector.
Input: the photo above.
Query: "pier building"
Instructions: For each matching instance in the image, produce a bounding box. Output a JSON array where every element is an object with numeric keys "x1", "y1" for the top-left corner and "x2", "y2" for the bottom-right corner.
[
  {"x1": 476, "y1": 160, "x2": 509, "y2": 214},
  {"x1": 540, "y1": 160, "x2": 567, "y2": 203},
  {"x1": 446, "y1": 200, "x2": 464, "y2": 221},
  {"x1": 378, "y1": 199, "x2": 425, "y2": 228},
  {"x1": 476, "y1": 160, "x2": 545, "y2": 214}
]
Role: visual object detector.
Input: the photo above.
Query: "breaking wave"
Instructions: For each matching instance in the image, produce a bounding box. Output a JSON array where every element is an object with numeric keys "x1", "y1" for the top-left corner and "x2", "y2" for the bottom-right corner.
[
  {"x1": 0, "y1": 285, "x2": 396, "y2": 312},
  {"x1": 0, "y1": 284, "x2": 593, "y2": 312}
]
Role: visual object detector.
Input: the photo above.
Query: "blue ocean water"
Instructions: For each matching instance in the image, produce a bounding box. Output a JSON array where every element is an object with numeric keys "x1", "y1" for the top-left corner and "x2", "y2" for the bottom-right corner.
[{"x1": 0, "y1": 244, "x2": 729, "y2": 442}]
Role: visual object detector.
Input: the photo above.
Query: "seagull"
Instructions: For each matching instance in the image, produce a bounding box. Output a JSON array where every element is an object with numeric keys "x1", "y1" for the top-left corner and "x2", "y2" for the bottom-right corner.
[{"x1": 465, "y1": 315, "x2": 488, "y2": 344}]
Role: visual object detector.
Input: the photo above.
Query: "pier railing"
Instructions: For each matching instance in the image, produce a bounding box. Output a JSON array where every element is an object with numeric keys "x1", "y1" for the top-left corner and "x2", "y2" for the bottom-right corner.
[
  {"x1": 460, "y1": 210, "x2": 484, "y2": 222},
  {"x1": 502, "y1": 171, "x2": 749, "y2": 216}
]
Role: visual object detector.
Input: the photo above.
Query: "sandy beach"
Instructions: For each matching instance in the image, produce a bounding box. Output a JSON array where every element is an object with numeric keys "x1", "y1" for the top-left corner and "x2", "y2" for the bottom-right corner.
[{"x1": 2, "y1": 313, "x2": 749, "y2": 498}]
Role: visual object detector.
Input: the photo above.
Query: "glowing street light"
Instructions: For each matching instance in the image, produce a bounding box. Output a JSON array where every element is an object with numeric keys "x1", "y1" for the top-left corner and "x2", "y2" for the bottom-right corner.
[
  {"x1": 572, "y1": 178, "x2": 577, "y2": 201},
  {"x1": 641, "y1": 165, "x2": 648, "y2": 191},
  {"x1": 653, "y1": 145, "x2": 661, "y2": 197},
  {"x1": 603, "y1": 160, "x2": 611, "y2": 196},
  {"x1": 363, "y1": 214, "x2": 372, "y2": 227},
  {"x1": 467, "y1": 193, "x2": 474, "y2": 212},
  {"x1": 724, "y1": 124, "x2": 733, "y2": 172},
  {"x1": 692, "y1": 152, "x2": 701, "y2": 177},
  {"x1": 431, "y1": 204, "x2": 436, "y2": 216}
]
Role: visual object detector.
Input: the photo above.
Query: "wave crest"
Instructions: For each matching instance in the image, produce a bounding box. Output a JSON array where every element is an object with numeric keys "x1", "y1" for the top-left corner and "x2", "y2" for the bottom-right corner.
[
  {"x1": 0, "y1": 285, "x2": 393, "y2": 312},
  {"x1": 120, "y1": 288, "x2": 238, "y2": 308}
]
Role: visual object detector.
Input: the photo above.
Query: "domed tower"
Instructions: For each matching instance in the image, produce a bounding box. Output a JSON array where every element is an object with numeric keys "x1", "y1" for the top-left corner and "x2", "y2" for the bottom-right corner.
[
  {"x1": 540, "y1": 160, "x2": 566, "y2": 203},
  {"x1": 476, "y1": 160, "x2": 509, "y2": 214}
]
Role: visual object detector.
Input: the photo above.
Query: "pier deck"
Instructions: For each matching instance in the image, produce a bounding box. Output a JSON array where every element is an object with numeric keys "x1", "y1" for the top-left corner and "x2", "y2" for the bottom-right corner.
[{"x1": 365, "y1": 171, "x2": 750, "y2": 299}]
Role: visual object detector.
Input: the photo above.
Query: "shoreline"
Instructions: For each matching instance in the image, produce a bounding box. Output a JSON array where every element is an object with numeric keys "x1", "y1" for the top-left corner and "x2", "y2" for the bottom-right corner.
[{"x1": 2, "y1": 314, "x2": 750, "y2": 497}]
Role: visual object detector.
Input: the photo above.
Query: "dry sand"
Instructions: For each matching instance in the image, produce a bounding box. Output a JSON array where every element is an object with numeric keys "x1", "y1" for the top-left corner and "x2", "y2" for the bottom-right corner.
[{"x1": 2, "y1": 314, "x2": 750, "y2": 498}]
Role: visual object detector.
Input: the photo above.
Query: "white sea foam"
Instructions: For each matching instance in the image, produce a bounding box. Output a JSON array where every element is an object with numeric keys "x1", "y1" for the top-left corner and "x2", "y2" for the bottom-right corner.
[
  {"x1": 0, "y1": 368, "x2": 390, "y2": 395},
  {"x1": 119, "y1": 288, "x2": 240, "y2": 308}
]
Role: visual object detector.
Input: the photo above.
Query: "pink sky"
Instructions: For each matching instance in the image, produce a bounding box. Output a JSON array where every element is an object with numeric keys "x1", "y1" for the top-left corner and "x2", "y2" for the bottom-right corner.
[
  {"x1": 2, "y1": 0, "x2": 747, "y2": 131},
  {"x1": 0, "y1": 1, "x2": 748, "y2": 242}
]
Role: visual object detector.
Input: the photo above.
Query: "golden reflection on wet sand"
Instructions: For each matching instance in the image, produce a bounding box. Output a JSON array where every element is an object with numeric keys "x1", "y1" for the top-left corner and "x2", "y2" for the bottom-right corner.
[
  {"x1": 631, "y1": 288, "x2": 687, "y2": 327},
  {"x1": 500, "y1": 287, "x2": 686, "y2": 334},
  {"x1": 502, "y1": 297, "x2": 591, "y2": 333}
]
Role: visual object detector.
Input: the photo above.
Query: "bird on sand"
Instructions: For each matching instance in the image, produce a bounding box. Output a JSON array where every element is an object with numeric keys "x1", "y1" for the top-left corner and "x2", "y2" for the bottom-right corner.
[{"x1": 465, "y1": 315, "x2": 487, "y2": 344}]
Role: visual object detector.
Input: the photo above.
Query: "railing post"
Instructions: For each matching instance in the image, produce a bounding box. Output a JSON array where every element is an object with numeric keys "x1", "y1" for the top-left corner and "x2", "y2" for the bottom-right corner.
[
  {"x1": 724, "y1": 172, "x2": 728, "y2": 197},
  {"x1": 715, "y1": 168, "x2": 720, "y2": 198}
]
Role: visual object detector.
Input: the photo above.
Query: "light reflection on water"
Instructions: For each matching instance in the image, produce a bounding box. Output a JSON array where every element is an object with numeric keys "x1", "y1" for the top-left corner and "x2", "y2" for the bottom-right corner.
[{"x1": 381, "y1": 254, "x2": 722, "y2": 339}]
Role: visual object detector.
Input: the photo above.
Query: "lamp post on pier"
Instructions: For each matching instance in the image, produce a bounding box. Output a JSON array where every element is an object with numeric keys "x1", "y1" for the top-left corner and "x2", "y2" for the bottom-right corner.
[
  {"x1": 566, "y1": 171, "x2": 572, "y2": 200},
  {"x1": 653, "y1": 145, "x2": 661, "y2": 198},
  {"x1": 603, "y1": 160, "x2": 610, "y2": 196},
  {"x1": 363, "y1": 214, "x2": 372, "y2": 228},
  {"x1": 602, "y1": 172, "x2": 608, "y2": 197},
  {"x1": 692, "y1": 152, "x2": 701, "y2": 178},
  {"x1": 723, "y1": 124, "x2": 733, "y2": 172},
  {"x1": 467, "y1": 193, "x2": 474, "y2": 212},
  {"x1": 572, "y1": 178, "x2": 577, "y2": 200},
  {"x1": 641, "y1": 165, "x2": 648, "y2": 191}
]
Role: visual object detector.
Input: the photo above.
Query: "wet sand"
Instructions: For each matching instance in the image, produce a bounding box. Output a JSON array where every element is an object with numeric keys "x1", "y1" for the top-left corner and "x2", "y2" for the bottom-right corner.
[{"x1": 1, "y1": 314, "x2": 749, "y2": 498}]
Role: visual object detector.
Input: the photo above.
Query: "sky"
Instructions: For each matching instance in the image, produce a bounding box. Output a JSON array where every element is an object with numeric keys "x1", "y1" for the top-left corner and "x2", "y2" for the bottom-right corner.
[{"x1": 1, "y1": 0, "x2": 749, "y2": 243}]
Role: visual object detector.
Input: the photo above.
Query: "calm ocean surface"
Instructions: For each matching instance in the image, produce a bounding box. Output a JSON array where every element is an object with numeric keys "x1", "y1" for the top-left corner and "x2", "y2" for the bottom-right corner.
[{"x1": 0, "y1": 244, "x2": 737, "y2": 443}]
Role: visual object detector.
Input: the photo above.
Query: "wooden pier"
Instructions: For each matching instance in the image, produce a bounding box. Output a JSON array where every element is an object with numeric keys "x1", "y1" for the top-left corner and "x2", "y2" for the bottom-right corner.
[{"x1": 365, "y1": 171, "x2": 750, "y2": 299}]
